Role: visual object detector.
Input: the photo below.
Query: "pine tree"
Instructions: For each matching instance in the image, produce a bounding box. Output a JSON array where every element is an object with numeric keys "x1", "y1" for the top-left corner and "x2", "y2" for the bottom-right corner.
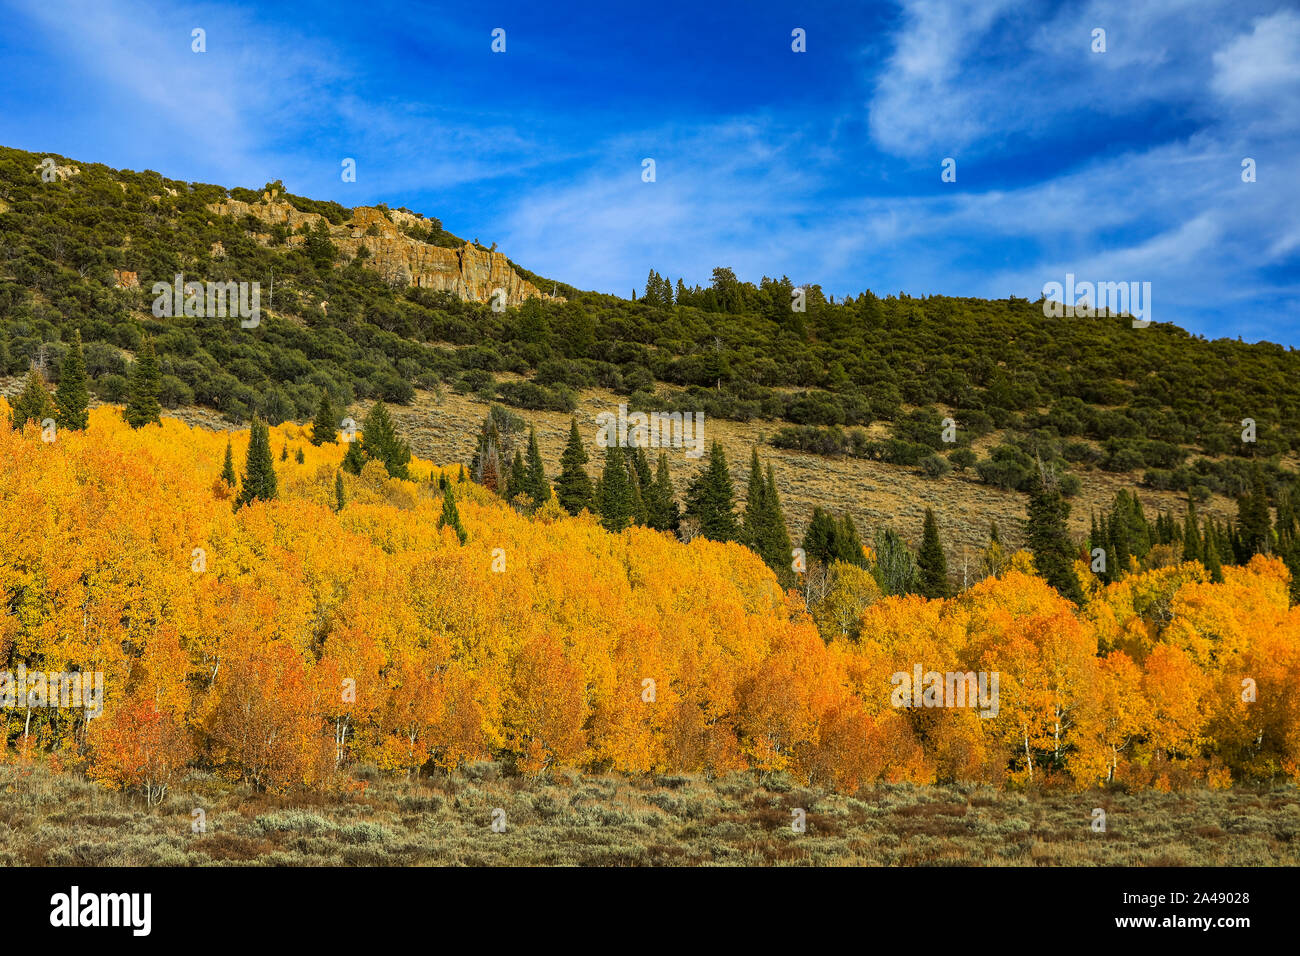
[
  {"x1": 742, "y1": 448, "x2": 770, "y2": 550},
  {"x1": 310, "y1": 392, "x2": 336, "y2": 445},
  {"x1": 9, "y1": 369, "x2": 57, "y2": 430},
  {"x1": 1237, "y1": 467, "x2": 1272, "y2": 557},
  {"x1": 627, "y1": 449, "x2": 648, "y2": 527},
  {"x1": 506, "y1": 450, "x2": 527, "y2": 502},
  {"x1": 684, "y1": 442, "x2": 739, "y2": 542},
  {"x1": 438, "y1": 486, "x2": 467, "y2": 544},
  {"x1": 360, "y1": 401, "x2": 411, "y2": 480},
  {"x1": 645, "y1": 453, "x2": 681, "y2": 533},
  {"x1": 1203, "y1": 531, "x2": 1224, "y2": 582},
  {"x1": 832, "y1": 514, "x2": 869, "y2": 568},
  {"x1": 524, "y1": 427, "x2": 551, "y2": 504},
  {"x1": 596, "y1": 446, "x2": 635, "y2": 533},
  {"x1": 1284, "y1": 535, "x2": 1300, "y2": 604},
  {"x1": 742, "y1": 454, "x2": 793, "y2": 583},
  {"x1": 221, "y1": 438, "x2": 237, "y2": 487},
  {"x1": 281, "y1": 441, "x2": 289, "y2": 462},
  {"x1": 55, "y1": 329, "x2": 89, "y2": 431},
  {"x1": 916, "y1": 507, "x2": 949, "y2": 598},
  {"x1": 873, "y1": 525, "x2": 917, "y2": 596},
  {"x1": 556, "y1": 418, "x2": 594, "y2": 515},
  {"x1": 1026, "y1": 468, "x2": 1083, "y2": 602},
  {"x1": 803, "y1": 507, "x2": 839, "y2": 567},
  {"x1": 334, "y1": 471, "x2": 346, "y2": 511},
  {"x1": 1107, "y1": 499, "x2": 1131, "y2": 581},
  {"x1": 235, "y1": 418, "x2": 278, "y2": 509},
  {"x1": 295, "y1": 447, "x2": 304, "y2": 464},
  {"x1": 342, "y1": 439, "x2": 365, "y2": 475},
  {"x1": 1182, "y1": 499, "x2": 1201, "y2": 564},
  {"x1": 762, "y1": 465, "x2": 793, "y2": 577},
  {"x1": 124, "y1": 337, "x2": 162, "y2": 428}
]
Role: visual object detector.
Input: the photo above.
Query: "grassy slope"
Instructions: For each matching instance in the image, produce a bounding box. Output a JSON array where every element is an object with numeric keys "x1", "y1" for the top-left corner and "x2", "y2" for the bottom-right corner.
[{"x1": 2, "y1": 370, "x2": 1246, "y2": 569}]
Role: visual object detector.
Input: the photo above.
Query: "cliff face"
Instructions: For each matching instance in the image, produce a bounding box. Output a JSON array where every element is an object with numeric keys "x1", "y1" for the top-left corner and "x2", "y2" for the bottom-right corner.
[{"x1": 207, "y1": 193, "x2": 561, "y2": 307}]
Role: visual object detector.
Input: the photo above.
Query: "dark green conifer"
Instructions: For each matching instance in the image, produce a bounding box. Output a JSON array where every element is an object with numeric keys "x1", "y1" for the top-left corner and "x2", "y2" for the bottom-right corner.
[
  {"x1": 55, "y1": 330, "x2": 89, "y2": 431},
  {"x1": 235, "y1": 418, "x2": 278, "y2": 509},
  {"x1": 310, "y1": 391, "x2": 336, "y2": 445},
  {"x1": 684, "y1": 442, "x2": 738, "y2": 542},
  {"x1": 438, "y1": 486, "x2": 467, "y2": 544},
  {"x1": 556, "y1": 418, "x2": 594, "y2": 515},
  {"x1": 1026, "y1": 468, "x2": 1084, "y2": 602},
  {"x1": 916, "y1": 507, "x2": 949, "y2": 598},
  {"x1": 124, "y1": 337, "x2": 162, "y2": 428}
]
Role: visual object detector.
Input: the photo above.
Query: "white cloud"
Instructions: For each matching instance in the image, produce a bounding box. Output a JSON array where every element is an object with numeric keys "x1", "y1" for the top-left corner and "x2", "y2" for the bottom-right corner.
[{"x1": 1212, "y1": 10, "x2": 1300, "y2": 100}]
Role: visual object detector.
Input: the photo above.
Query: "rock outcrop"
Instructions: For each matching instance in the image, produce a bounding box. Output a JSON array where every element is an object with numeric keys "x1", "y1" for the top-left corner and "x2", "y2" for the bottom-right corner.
[{"x1": 206, "y1": 196, "x2": 561, "y2": 307}]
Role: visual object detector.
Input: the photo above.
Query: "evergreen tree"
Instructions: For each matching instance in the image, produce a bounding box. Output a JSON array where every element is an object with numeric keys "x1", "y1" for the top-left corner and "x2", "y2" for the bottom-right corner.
[
  {"x1": 1182, "y1": 499, "x2": 1201, "y2": 564},
  {"x1": 1107, "y1": 501, "x2": 1131, "y2": 581},
  {"x1": 556, "y1": 418, "x2": 594, "y2": 515},
  {"x1": 360, "y1": 401, "x2": 411, "y2": 480},
  {"x1": 742, "y1": 448, "x2": 770, "y2": 549},
  {"x1": 873, "y1": 525, "x2": 917, "y2": 596},
  {"x1": 832, "y1": 514, "x2": 869, "y2": 567},
  {"x1": 524, "y1": 427, "x2": 551, "y2": 504},
  {"x1": 281, "y1": 441, "x2": 289, "y2": 462},
  {"x1": 506, "y1": 450, "x2": 527, "y2": 502},
  {"x1": 916, "y1": 507, "x2": 949, "y2": 598},
  {"x1": 1236, "y1": 467, "x2": 1272, "y2": 557},
  {"x1": 1203, "y1": 531, "x2": 1224, "y2": 582},
  {"x1": 627, "y1": 450, "x2": 648, "y2": 526},
  {"x1": 221, "y1": 438, "x2": 237, "y2": 487},
  {"x1": 235, "y1": 418, "x2": 278, "y2": 509},
  {"x1": 342, "y1": 439, "x2": 366, "y2": 475},
  {"x1": 762, "y1": 465, "x2": 793, "y2": 581},
  {"x1": 334, "y1": 471, "x2": 346, "y2": 511},
  {"x1": 1026, "y1": 468, "x2": 1084, "y2": 602},
  {"x1": 438, "y1": 486, "x2": 467, "y2": 544},
  {"x1": 803, "y1": 507, "x2": 839, "y2": 567},
  {"x1": 684, "y1": 442, "x2": 739, "y2": 542},
  {"x1": 596, "y1": 446, "x2": 635, "y2": 533},
  {"x1": 295, "y1": 447, "x2": 304, "y2": 465},
  {"x1": 1284, "y1": 535, "x2": 1300, "y2": 604},
  {"x1": 55, "y1": 329, "x2": 89, "y2": 431},
  {"x1": 742, "y1": 453, "x2": 794, "y2": 583},
  {"x1": 645, "y1": 453, "x2": 681, "y2": 533},
  {"x1": 124, "y1": 337, "x2": 162, "y2": 428},
  {"x1": 310, "y1": 391, "x2": 336, "y2": 445},
  {"x1": 9, "y1": 369, "x2": 57, "y2": 430},
  {"x1": 989, "y1": 521, "x2": 1001, "y2": 546}
]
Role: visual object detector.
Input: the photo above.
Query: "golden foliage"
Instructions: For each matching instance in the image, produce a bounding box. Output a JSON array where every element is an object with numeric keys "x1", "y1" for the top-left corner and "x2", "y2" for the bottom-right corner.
[{"x1": 2, "y1": 403, "x2": 1299, "y2": 793}]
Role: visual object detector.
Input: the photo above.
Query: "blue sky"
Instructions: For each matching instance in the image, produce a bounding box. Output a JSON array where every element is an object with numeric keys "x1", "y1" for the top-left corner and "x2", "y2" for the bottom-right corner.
[{"x1": 1, "y1": 0, "x2": 1298, "y2": 344}]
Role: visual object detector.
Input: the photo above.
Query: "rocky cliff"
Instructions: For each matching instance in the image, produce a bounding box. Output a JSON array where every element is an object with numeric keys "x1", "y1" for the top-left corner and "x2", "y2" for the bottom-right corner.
[{"x1": 207, "y1": 192, "x2": 561, "y2": 307}]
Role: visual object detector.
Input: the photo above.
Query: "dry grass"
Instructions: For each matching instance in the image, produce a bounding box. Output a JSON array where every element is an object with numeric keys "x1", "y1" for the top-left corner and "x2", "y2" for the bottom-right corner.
[
  {"x1": 1, "y1": 763, "x2": 1296, "y2": 867},
  {"x1": 335, "y1": 386, "x2": 1247, "y2": 564}
]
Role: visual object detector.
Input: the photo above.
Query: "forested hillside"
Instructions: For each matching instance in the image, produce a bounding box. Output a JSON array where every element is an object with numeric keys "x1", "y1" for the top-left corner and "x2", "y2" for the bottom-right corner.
[
  {"x1": 4, "y1": 403, "x2": 1300, "y2": 797},
  {"x1": 1, "y1": 143, "x2": 1298, "y2": 515}
]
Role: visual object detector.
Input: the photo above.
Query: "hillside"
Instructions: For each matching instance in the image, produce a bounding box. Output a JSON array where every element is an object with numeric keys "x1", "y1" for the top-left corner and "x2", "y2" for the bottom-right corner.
[
  {"x1": 2, "y1": 144, "x2": 1297, "y2": 573},
  {"x1": 4, "y1": 403, "x2": 1300, "y2": 798}
]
